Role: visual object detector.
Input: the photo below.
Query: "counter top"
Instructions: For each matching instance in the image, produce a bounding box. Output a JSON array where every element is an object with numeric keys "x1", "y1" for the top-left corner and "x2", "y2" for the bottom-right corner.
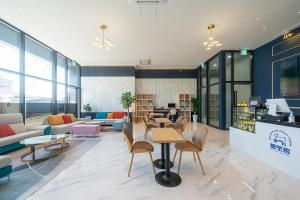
[{"x1": 256, "y1": 119, "x2": 300, "y2": 128}]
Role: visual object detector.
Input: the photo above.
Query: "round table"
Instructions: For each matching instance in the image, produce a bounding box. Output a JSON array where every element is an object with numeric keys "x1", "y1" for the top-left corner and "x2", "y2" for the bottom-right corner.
[{"x1": 20, "y1": 134, "x2": 69, "y2": 162}]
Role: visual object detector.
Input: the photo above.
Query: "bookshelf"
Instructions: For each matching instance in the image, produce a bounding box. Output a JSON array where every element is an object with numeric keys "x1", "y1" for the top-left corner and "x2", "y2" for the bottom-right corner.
[
  {"x1": 179, "y1": 94, "x2": 191, "y2": 121},
  {"x1": 134, "y1": 94, "x2": 155, "y2": 123}
]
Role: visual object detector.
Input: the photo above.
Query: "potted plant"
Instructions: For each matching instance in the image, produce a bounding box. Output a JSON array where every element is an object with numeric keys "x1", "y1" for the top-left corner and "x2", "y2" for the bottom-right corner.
[
  {"x1": 83, "y1": 103, "x2": 92, "y2": 119},
  {"x1": 191, "y1": 97, "x2": 199, "y2": 123},
  {"x1": 120, "y1": 91, "x2": 135, "y2": 123}
]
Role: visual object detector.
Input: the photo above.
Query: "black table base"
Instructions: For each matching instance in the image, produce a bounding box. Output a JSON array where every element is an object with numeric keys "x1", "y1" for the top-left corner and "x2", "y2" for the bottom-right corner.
[
  {"x1": 154, "y1": 143, "x2": 174, "y2": 169},
  {"x1": 153, "y1": 159, "x2": 174, "y2": 169},
  {"x1": 155, "y1": 143, "x2": 182, "y2": 187},
  {"x1": 155, "y1": 171, "x2": 182, "y2": 187}
]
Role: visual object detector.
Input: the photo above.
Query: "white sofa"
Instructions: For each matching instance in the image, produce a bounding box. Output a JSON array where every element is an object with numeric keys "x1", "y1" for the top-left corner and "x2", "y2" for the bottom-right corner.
[
  {"x1": 0, "y1": 113, "x2": 43, "y2": 151},
  {"x1": 42, "y1": 116, "x2": 87, "y2": 135}
]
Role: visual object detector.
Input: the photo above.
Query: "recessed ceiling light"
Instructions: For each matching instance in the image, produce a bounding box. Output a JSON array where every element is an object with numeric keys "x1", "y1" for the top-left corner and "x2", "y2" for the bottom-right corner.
[
  {"x1": 262, "y1": 27, "x2": 267, "y2": 31},
  {"x1": 248, "y1": 40, "x2": 252, "y2": 43},
  {"x1": 256, "y1": 17, "x2": 260, "y2": 21},
  {"x1": 298, "y1": 11, "x2": 300, "y2": 14}
]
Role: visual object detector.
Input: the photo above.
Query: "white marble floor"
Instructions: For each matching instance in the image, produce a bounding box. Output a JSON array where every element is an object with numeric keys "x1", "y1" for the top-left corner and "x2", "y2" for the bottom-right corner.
[{"x1": 24, "y1": 123, "x2": 300, "y2": 200}]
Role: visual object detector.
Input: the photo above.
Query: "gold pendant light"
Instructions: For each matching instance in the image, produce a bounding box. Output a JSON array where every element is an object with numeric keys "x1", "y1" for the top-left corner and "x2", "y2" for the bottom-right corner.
[
  {"x1": 93, "y1": 24, "x2": 114, "y2": 50},
  {"x1": 203, "y1": 24, "x2": 223, "y2": 50}
]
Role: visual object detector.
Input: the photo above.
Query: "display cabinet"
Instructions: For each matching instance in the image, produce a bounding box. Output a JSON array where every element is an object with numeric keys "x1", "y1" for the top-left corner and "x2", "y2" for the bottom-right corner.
[{"x1": 233, "y1": 101, "x2": 267, "y2": 133}]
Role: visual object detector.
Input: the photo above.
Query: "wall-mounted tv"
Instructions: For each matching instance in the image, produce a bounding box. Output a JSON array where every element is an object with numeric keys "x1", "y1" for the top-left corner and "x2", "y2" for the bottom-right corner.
[{"x1": 280, "y1": 56, "x2": 300, "y2": 96}]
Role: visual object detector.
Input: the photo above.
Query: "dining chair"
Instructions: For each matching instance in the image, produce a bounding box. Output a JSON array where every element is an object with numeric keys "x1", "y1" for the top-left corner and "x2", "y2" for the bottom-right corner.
[
  {"x1": 122, "y1": 127, "x2": 156, "y2": 177},
  {"x1": 173, "y1": 127, "x2": 208, "y2": 175},
  {"x1": 142, "y1": 117, "x2": 157, "y2": 139},
  {"x1": 166, "y1": 116, "x2": 183, "y2": 129},
  {"x1": 167, "y1": 116, "x2": 188, "y2": 135}
]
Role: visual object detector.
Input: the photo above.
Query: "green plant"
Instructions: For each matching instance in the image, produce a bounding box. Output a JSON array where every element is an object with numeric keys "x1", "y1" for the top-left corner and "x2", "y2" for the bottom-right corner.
[
  {"x1": 120, "y1": 91, "x2": 135, "y2": 122},
  {"x1": 191, "y1": 97, "x2": 199, "y2": 114},
  {"x1": 83, "y1": 103, "x2": 92, "y2": 113}
]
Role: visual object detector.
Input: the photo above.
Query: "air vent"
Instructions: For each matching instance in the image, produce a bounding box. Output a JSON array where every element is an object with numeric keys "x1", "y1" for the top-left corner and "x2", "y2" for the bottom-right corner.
[
  {"x1": 128, "y1": 0, "x2": 167, "y2": 5},
  {"x1": 139, "y1": 58, "x2": 152, "y2": 65}
]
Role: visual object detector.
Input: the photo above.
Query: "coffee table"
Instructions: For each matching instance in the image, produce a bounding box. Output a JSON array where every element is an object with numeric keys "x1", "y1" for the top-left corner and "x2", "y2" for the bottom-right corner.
[{"x1": 20, "y1": 134, "x2": 68, "y2": 162}]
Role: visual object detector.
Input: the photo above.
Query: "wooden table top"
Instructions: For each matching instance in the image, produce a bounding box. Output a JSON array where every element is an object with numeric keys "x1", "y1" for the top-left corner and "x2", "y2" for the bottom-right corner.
[
  {"x1": 152, "y1": 128, "x2": 185, "y2": 144},
  {"x1": 154, "y1": 118, "x2": 172, "y2": 124}
]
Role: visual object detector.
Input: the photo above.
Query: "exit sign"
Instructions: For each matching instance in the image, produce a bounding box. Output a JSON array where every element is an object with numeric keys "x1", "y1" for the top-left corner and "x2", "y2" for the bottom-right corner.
[{"x1": 240, "y1": 49, "x2": 248, "y2": 56}]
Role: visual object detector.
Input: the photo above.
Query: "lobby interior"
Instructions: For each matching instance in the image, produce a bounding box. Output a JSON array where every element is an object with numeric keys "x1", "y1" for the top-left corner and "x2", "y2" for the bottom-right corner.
[{"x1": 0, "y1": 1, "x2": 300, "y2": 200}]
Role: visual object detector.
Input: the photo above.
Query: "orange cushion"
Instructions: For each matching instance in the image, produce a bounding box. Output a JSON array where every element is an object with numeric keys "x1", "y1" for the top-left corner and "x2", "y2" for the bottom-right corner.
[
  {"x1": 107, "y1": 113, "x2": 114, "y2": 119},
  {"x1": 48, "y1": 115, "x2": 64, "y2": 126},
  {"x1": 113, "y1": 112, "x2": 125, "y2": 119},
  {"x1": 68, "y1": 113, "x2": 76, "y2": 122},
  {"x1": 0, "y1": 124, "x2": 15, "y2": 138}
]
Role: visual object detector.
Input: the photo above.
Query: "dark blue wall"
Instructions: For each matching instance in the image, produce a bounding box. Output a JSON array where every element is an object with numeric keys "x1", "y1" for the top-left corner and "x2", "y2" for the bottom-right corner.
[
  {"x1": 81, "y1": 66, "x2": 135, "y2": 76},
  {"x1": 253, "y1": 26, "x2": 300, "y2": 115},
  {"x1": 135, "y1": 69, "x2": 197, "y2": 78}
]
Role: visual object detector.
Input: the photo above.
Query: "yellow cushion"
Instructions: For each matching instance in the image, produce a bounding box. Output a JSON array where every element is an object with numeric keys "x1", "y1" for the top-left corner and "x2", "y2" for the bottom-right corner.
[
  {"x1": 68, "y1": 113, "x2": 76, "y2": 122},
  {"x1": 57, "y1": 114, "x2": 65, "y2": 124},
  {"x1": 107, "y1": 113, "x2": 114, "y2": 119},
  {"x1": 48, "y1": 115, "x2": 64, "y2": 126}
]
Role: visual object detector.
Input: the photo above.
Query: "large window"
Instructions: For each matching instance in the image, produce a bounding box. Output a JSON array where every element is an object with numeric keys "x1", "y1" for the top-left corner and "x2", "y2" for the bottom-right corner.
[
  {"x1": 57, "y1": 83, "x2": 66, "y2": 114},
  {"x1": 0, "y1": 19, "x2": 81, "y2": 123},
  {"x1": 25, "y1": 77, "x2": 52, "y2": 125},
  {"x1": 57, "y1": 54, "x2": 66, "y2": 84},
  {"x1": 0, "y1": 21, "x2": 20, "y2": 72},
  {"x1": 0, "y1": 70, "x2": 20, "y2": 113},
  {"x1": 25, "y1": 36, "x2": 52, "y2": 80}
]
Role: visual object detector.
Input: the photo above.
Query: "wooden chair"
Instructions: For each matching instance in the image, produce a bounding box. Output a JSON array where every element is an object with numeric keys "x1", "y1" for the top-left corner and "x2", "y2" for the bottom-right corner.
[
  {"x1": 166, "y1": 116, "x2": 183, "y2": 129},
  {"x1": 122, "y1": 127, "x2": 156, "y2": 177},
  {"x1": 167, "y1": 116, "x2": 188, "y2": 135},
  {"x1": 173, "y1": 127, "x2": 208, "y2": 175},
  {"x1": 142, "y1": 117, "x2": 157, "y2": 139}
]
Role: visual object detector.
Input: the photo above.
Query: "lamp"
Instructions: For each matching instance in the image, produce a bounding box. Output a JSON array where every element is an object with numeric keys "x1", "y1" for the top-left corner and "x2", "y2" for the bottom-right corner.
[
  {"x1": 203, "y1": 24, "x2": 223, "y2": 50},
  {"x1": 93, "y1": 25, "x2": 114, "y2": 50}
]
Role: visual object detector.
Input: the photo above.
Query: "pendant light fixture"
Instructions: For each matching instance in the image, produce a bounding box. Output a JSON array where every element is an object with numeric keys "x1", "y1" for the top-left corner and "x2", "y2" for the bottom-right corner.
[
  {"x1": 203, "y1": 24, "x2": 223, "y2": 50},
  {"x1": 93, "y1": 25, "x2": 114, "y2": 50}
]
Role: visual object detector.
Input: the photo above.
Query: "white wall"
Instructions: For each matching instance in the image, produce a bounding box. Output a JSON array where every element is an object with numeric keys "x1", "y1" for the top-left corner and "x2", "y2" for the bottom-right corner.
[
  {"x1": 81, "y1": 76, "x2": 135, "y2": 112},
  {"x1": 135, "y1": 78, "x2": 197, "y2": 108}
]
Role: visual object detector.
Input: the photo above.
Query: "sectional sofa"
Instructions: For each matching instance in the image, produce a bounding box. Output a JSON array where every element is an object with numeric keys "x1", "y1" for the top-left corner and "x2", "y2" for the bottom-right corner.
[
  {"x1": 0, "y1": 113, "x2": 44, "y2": 155},
  {"x1": 92, "y1": 112, "x2": 125, "y2": 125},
  {"x1": 42, "y1": 114, "x2": 87, "y2": 135},
  {"x1": 0, "y1": 155, "x2": 11, "y2": 181}
]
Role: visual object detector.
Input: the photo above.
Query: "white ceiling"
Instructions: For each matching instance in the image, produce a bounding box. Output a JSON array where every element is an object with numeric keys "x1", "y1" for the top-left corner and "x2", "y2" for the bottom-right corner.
[{"x1": 0, "y1": 0, "x2": 299, "y2": 69}]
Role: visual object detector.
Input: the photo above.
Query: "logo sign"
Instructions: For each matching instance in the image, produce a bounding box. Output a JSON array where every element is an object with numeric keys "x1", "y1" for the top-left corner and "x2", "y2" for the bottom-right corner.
[{"x1": 269, "y1": 129, "x2": 292, "y2": 156}]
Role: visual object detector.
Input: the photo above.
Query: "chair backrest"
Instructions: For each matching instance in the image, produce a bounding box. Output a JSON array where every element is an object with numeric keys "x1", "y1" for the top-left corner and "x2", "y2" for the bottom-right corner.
[
  {"x1": 141, "y1": 117, "x2": 148, "y2": 128},
  {"x1": 174, "y1": 116, "x2": 184, "y2": 127},
  {"x1": 122, "y1": 125, "x2": 134, "y2": 152},
  {"x1": 192, "y1": 127, "x2": 208, "y2": 151},
  {"x1": 179, "y1": 117, "x2": 188, "y2": 132}
]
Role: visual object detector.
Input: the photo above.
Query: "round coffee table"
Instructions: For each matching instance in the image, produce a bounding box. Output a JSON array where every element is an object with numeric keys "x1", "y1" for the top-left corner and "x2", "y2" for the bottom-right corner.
[{"x1": 20, "y1": 134, "x2": 69, "y2": 162}]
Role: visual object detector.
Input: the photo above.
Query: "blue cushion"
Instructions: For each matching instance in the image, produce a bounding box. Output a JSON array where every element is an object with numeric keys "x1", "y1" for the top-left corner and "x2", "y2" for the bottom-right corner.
[{"x1": 95, "y1": 112, "x2": 108, "y2": 119}]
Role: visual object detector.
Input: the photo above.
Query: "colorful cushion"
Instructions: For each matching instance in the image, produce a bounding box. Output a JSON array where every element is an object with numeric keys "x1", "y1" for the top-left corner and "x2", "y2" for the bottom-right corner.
[
  {"x1": 68, "y1": 113, "x2": 76, "y2": 122},
  {"x1": 62, "y1": 115, "x2": 73, "y2": 124},
  {"x1": 113, "y1": 112, "x2": 125, "y2": 119},
  {"x1": 57, "y1": 114, "x2": 65, "y2": 124},
  {"x1": 0, "y1": 124, "x2": 16, "y2": 138},
  {"x1": 95, "y1": 112, "x2": 107, "y2": 119},
  {"x1": 107, "y1": 113, "x2": 114, "y2": 119},
  {"x1": 48, "y1": 115, "x2": 64, "y2": 126},
  {"x1": 9, "y1": 123, "x2": 27, "y2": 133}
]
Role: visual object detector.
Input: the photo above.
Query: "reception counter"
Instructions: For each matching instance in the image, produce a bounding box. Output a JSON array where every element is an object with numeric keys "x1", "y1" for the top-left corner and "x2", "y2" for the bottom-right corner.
[{"x1": 230, "y1": 120, "x2": 300, "y2": 180}]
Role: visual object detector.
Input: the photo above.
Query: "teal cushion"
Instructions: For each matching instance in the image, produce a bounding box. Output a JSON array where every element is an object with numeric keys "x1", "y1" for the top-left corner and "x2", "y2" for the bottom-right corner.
[{"x1": 95, "y1": 112, "x2": 108, "y2": 119}]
